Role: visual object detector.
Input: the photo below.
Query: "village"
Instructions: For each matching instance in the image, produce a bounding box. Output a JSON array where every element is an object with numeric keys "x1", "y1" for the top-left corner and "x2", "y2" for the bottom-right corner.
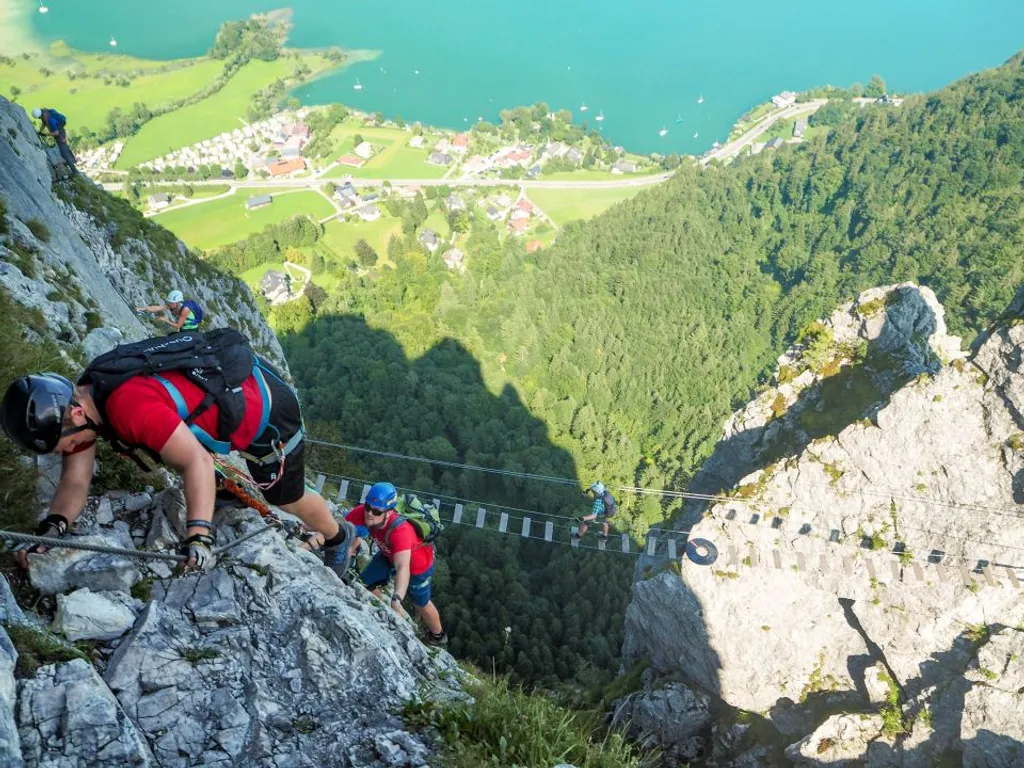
[{"x1": 89, "y1": 88, "x2": 875, "y2": 309}]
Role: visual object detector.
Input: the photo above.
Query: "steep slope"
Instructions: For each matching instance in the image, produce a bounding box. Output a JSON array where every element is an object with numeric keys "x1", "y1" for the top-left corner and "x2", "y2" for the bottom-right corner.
[
  {"x1": 0, "y1": 95, "x2": 468, "y2": 767},
  {"x1": 0, "y1": 95, "x2": 280, "y2": 363},
  {"x1": 621, "y1": 284, "x2": 1024, "y2": 766}
]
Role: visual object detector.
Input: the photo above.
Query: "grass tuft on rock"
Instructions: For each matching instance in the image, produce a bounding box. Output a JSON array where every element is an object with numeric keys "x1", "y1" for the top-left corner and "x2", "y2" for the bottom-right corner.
[{"x1": 404, "y1": 676, "x2": 656, "y2": 768}]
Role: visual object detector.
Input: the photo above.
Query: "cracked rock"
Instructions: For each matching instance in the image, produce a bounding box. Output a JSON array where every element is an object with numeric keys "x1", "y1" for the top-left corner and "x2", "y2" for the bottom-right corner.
[
  {"x1": 53, "y1": 588, "x2": 138, "y2": 641},
  {"x1": 17, "y1": 658, "x2": 153, "y2": 766}
]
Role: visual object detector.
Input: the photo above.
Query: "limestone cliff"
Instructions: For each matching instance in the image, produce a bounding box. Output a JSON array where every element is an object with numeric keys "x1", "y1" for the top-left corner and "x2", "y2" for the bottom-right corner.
[
  {"x1": 620, "y1": 284, "x2": 1024, "y2": 766},
  {"x1": 0, "y1": 94, "x2": 466, "y2": 766},
  {"x1": 0, "y1": 95, "x2": 282, "y2": 367}
]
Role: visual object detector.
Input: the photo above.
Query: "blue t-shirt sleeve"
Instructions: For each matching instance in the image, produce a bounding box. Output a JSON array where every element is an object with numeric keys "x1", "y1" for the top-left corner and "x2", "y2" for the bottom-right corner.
[{"x1": 46, "y1": 115, "x2": 59, "y2": 132}]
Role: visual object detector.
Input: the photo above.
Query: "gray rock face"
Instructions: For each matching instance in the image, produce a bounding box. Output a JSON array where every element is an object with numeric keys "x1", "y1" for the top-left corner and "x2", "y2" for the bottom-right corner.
[
  {"x1": 785, "y1": 713, "x2": 884, "y2": 765},
  {"x1": 0, "y1": 626, "x2": 22, "y2": 768},
  {"x1": 0, "y1": 95, "x2": 285, "y2": 368},
  {"x1": 28, "y1": 535, "x2": 141, "y2": 595},
  {"x1": 622, "y1": 285, "x2": 1024, "y2": 764},
  {"x1": 53, "y1": 589, "x2": 138, "y2": 642},
  {"x1": 611, "y1": 676, "x2": 710, "y2": 766},
  {"x1": 17, "y1": 659, "x2": 153, "y2": 767}
]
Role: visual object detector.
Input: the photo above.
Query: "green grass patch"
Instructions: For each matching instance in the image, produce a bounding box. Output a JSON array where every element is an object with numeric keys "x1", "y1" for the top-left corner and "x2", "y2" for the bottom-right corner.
[
  {"x1": 181, "y1": 647, "x2": 220, "y2": 664},
  {"x1": 5, "y1": 622, "x2": 86, "y2": 678},
  {"x1": 321, "y1": 123, "x2": 448, "y2": 180},
  {"x1": 0, "y1": 287, "x2": 70, "y2": 533},
  {"x1": 116, "y1": 54, "x2": 332, "y2": 168},
  {"x1": 1, "y1": 53, "x2": 224, "y2": 138},
  {"x1": 527, "y1": 187, "x2": 644, "y2": 226},
  {"x1": 153, "y1": 190, "x2": 333, "y2": 250},
  {"x1": 404, "y1": 677, "x2": 655, "y2": 768},
  {"x1": 319, "y1": 215, "x2": 402, "y2": 265}
]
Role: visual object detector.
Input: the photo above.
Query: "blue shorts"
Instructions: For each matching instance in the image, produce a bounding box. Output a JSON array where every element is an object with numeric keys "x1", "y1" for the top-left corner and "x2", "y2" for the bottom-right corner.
[{"x1": 360, "y1": 551, "x2": 435, "y2": 608}]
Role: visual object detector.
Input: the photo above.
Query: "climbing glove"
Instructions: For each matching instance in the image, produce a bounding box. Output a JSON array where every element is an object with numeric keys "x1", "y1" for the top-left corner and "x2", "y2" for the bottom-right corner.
[
  {"x1": 179, "y1": 534, "x2": 216, "y2": 571},
  {"x1": 14, "y1": 513, "x2": 69, "y2": 567}
]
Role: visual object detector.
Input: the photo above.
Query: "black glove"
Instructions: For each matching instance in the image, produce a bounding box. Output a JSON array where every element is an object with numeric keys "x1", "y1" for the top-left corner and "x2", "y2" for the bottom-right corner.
[
  {"x1": 179, "y1": 534, "x2": 215, "y2": 571},
  {"x1": 26, "y1": 514, "x2": 68, "y2": 552}
]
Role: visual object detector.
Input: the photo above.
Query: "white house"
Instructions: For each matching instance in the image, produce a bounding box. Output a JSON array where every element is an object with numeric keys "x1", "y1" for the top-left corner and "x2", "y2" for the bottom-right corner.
[{"x1": 354, "y1": 141, "x2": 374, "y2": 160}]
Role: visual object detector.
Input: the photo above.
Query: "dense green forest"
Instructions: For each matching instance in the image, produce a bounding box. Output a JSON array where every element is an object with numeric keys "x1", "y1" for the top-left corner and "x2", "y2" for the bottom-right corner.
[{"x1": 276, "y1": 54, "x2": 1024, "y2": 686}]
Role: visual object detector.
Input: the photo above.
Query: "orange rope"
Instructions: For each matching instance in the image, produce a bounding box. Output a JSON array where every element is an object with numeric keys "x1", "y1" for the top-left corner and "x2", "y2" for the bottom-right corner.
[{"x1": 220, "y1": 477, "x2": 273, "y2": 518}]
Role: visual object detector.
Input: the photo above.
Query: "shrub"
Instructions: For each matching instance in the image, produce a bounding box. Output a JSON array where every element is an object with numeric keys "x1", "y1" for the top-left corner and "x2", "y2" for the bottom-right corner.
[
  {"x1": 25, "y1": 218, "x2": 51, "y2": 243},
  {"x1": 5, "y1": 622, "x2": 86, "y2": 677}
]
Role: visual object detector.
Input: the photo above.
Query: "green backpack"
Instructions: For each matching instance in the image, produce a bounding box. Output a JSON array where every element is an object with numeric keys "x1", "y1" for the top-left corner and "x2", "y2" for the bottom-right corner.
[{"x1": 385, "y1": 493, "x2": 444, "y2": 545}]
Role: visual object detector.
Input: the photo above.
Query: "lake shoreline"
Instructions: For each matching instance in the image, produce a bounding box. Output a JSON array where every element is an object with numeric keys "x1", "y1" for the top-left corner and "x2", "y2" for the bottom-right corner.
[{"x1": 0, "y1": 0, "x2": 44, "y2": 56}]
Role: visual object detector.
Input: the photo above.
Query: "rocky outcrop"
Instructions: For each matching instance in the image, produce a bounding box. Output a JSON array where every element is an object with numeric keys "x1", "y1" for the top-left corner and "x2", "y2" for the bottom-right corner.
[
  {"x1": 4, "y1": 496, "x2": 466, "y2": 767},
  {"x1": 622, "y1": 284, "x2": 1024, "y2": 765},
  {"x1": 0, "y1": 95, "x2": 283, "y2": 367},
  {"x1": 611, "y1": 671, "x2": 711, "y2": 766}
]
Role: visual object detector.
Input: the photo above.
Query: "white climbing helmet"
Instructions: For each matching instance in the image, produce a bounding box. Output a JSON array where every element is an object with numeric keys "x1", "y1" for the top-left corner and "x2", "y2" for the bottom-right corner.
[
  {"x1": 31, "y1": 108, "x2": 42, "y2": 119},
  {"x1": 166, "y1": 290, "x2": 184, "y2": 304},
  {"x1": 590, "y1": 481, "x2": 606, "y2": 495}
]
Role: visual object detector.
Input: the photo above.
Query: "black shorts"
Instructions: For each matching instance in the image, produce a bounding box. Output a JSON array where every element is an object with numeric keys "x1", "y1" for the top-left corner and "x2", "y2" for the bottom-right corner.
[{"x1": 245, "y1": 361, "x2": 306, "y2": 506}]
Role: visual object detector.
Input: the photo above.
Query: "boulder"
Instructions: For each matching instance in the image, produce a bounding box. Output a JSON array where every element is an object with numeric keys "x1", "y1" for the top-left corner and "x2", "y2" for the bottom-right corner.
[
  {"x1": 612, "y1": 679, "x2": 710, "y2": 765},
  {"x1": 81, "y1": 326, "x2": 123, "y2": 361},
  {"x1": 785, "y1": 713, "x2": 883, "y2": 765},
  {"x1": 16, "y1": 658, "x2": 153, "y2": 766},
  {"x1": 28, "y1": 535, "x2": 141, "y2": 595},
  {"x1": 53, "y1": 589, "x2": 138, "y2": 641}
]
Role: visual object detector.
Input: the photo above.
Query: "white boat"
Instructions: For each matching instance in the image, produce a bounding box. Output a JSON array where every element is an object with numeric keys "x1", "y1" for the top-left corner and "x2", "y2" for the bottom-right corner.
[
  {"x1": 697, "y1": 95, "x2": 704, "y2": 104},
  {"x1": 659, "y1": 127, "x2": 668, "y2": 137},
  {"x1": 580, "y1": 103, "x2": 589, "y2": 112},
  {"x1": 674, "y1": 114, "x2": 684, "y2": 124},
  {"x1": 37, "y1": 1, "x2": 49, "y2": 13},
  {"x1": 414, "y1": 69, "x2": 420, "y2": 75},
  {"x1": 693, "y1": 131, "x2": 699, "y2": 138},
  {"x1": 595, "y1": 111, "x2": 605, "y2": 122},
  {"x1": 109, "y1": 36, "x2": 118, "y2": 47},
  {"x1": 353, "y1": 79, "x2": 363, "y2": 91}
]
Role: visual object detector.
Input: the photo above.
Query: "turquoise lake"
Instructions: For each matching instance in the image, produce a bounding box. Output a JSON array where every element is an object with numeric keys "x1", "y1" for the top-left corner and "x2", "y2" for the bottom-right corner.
[{"x1": 27, "y1": 0, "x2": 1024, "y2": 154}]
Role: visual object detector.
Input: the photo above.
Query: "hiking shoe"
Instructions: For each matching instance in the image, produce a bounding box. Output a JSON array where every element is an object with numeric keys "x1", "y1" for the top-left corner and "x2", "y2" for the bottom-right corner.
[
  {"x1": 423, "y1": 630, "x2": 448, "y2": 647},
  {"x1": 323, "y1": 520, "x2": 356, "y2": 577}
]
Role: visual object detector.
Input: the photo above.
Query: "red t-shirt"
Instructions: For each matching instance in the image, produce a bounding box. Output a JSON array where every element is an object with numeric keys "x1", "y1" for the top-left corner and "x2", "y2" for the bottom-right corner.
[
  {"x1": 103, "y1": 371, "x2": 266, "y2": 455},
  {"x1": 346, "y1": 504, "x2": 435, "y2": 575}
]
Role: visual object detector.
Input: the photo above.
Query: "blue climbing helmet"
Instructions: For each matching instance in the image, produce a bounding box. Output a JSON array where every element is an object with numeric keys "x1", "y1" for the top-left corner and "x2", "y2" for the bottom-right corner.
[
  {"x1": 590, "y1": 481, "x2": 606, "y2": 495},
  {"x1": 366, "y1": 481, "x2": 399, "y2": 511}
]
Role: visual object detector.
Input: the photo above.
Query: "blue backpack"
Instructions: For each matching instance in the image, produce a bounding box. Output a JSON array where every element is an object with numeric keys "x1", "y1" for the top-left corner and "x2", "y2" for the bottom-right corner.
[
  {"x1": 182, "y1": 299, "x2": 204, "y2": 327},
  {"x1": 602, "y1": 490, "x2": 618, "y2": 517},
  {"x1": 48, "y1": 109, "x2": 67, "y2": 129}
]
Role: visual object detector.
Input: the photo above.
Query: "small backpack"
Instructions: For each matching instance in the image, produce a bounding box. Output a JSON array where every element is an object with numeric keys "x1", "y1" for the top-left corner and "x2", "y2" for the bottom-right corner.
[
  {"x1": 181, "y1": 299, "x2": 204, "y2": 326},
  {"x1": 49, "y1": 109, "x2": 67, "y2": 129},
  {"x1": 81, "y1": 328, "x2": 255, "y2": 455},
  {"x1": 386, "y1": 493, "x2": 443, "y2": 545},
  {"x1": 602, "y1": 490, "x2": 618, "y2": 517}
]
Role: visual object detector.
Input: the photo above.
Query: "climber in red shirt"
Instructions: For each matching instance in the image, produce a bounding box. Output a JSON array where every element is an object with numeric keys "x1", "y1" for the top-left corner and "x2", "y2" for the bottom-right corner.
[
  {"x1": 1, "y1": 335, "x2": 354, "y2": 573},
  {"x1": 345, "y1": 481, "x2": 447, "y2": 646}
]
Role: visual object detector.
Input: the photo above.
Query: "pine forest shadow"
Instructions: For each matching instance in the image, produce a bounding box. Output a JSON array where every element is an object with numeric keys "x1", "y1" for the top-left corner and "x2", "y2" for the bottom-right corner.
[{"x1": 279, "y1": 312, "x2": 722, "y2": 701}]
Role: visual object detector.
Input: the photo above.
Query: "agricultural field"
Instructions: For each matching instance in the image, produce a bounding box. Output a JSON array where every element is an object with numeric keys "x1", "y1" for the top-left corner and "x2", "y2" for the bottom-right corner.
[
  {"x1": 319, "y1": 213, "x2": 402, "y2": 264},
  {"x1": 152, "y1": 188, "x2": 334, "y2": 250},
  {"x1": 115, "y1": 53, "x2": 336, "y2": 169},
  {"x1": 0, "y1": 46, "x2": 222, "y2": 136},
  {"x1": 322, "y1": 122, "x2": 448, "y2": 180},
  {"x1": 527, "y1": 187, "x2": 645, "y2": 226}
]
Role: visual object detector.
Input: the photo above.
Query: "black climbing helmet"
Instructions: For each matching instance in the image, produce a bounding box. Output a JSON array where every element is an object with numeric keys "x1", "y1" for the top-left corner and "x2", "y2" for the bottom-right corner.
[{"x1": 0, "y1": 373, "x2": 75, "y2": 454}]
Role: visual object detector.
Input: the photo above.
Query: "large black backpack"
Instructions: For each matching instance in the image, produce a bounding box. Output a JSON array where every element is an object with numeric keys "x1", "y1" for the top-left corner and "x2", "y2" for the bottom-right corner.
[{"x1": 81, "y1": 329, "x2": 255, "y2": 454}]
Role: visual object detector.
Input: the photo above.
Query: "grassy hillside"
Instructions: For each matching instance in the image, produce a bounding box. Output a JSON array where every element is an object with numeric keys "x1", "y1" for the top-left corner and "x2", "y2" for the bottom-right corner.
[{"x1": 116, "y1": 54, "x2": 334, "y2": 168}]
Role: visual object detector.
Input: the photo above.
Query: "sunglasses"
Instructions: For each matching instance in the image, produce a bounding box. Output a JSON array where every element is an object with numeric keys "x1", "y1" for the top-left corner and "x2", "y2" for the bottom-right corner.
[{"x1": 366, "y1": 506, "x2": 390, "y2": 517}]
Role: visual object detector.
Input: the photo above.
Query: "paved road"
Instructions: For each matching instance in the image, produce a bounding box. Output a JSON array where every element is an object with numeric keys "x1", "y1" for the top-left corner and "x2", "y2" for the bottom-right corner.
[
  {"x1": 102, "y1": 173, "x2": 673, "y2": 194},
  {"x1": 700, "y1": 100, "x2": 827, "y2": 166}
]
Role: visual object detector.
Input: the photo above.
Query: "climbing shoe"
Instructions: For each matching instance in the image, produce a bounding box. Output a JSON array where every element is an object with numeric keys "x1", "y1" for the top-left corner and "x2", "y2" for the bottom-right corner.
[
  {"x1": 322, "y1": 520, "x2": 356, "y2": 578},
  {"x1": 423, "y1": 630, "x2": 448, "y2": 647}
]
